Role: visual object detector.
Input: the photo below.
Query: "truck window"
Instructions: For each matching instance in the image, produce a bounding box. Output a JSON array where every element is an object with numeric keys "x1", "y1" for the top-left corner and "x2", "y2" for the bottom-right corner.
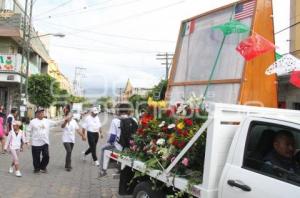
[{"x1": 243, "y1": 121, "x2": 300, "y2": 186}]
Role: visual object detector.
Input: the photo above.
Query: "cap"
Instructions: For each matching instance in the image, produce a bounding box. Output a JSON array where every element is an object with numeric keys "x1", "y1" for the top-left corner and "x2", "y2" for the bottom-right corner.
[
  {"x1": 12, "y1": 121, "x2": 22, "y2": 126},
  {"x1": 91, "y1": 107, "x2": 99, "y2": 114},
  {"x1": 35, "y1": 106, "x2": 45, "y2": 113}
]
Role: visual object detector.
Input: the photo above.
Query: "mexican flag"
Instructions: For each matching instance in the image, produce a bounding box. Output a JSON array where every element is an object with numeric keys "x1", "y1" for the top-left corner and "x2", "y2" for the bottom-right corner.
[{"x1": 182, "y1": 19, "x2": 196, "y2": 36}]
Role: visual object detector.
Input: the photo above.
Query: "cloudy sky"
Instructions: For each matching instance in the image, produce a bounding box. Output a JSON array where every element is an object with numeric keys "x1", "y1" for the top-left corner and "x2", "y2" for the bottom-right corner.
[{"x1": 26, "y1": 0, "x2": 290, "y2": 98}]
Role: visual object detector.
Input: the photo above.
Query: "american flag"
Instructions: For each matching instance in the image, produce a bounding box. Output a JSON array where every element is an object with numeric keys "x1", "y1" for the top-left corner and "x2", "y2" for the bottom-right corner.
[{"x1": 234, "y1": 0, "x2": 256, "y2": 20}]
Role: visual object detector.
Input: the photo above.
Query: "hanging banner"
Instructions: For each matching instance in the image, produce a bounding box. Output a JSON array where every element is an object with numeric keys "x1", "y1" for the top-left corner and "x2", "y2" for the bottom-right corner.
[
  {"x1": 0, "y1": 54, "x2": 17, "y2": 71},
  {"x1": 265, "y1": 54, "x2": 300, "y2": 76}
]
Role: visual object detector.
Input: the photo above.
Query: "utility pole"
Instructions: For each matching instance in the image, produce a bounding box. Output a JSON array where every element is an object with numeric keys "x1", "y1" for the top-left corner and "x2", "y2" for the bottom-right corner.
[
  {"x1": 73, "y1": 67, "x2": 87, "y2": 97},
  {"x1": 19, "y1": 0, "x2": 28, "y2": 109},
  {"x1": 25, "y1": 0, "x2": 33, "y2": 102},
  {"x1": 156, "y1": 52, "x2": 174, "y2": 80}
]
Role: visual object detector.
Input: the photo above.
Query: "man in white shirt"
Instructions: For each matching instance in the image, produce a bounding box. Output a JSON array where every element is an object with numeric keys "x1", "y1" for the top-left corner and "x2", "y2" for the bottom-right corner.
[
  {"x1": 98, "y1": 103, "x2": 137, "y2": 177},
  {"x1": 81, "y1": 107, "x2": 102, "y2": 166},
  {"x1": 27, "y1": 107, "x2": 58, "y2": 174}
]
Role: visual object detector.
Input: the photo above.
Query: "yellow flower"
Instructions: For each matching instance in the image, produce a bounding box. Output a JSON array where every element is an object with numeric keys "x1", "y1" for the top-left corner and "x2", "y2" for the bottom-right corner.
[
  {"x1": 177, "y1": 122, "x2": 185, "y2": 130},
  {"x1": 147, "y1": 97, "x2": 153, "y2": 106},
  {"x1": 158, "y1": 100, "x2": 167, "y2": 108},
  {"x1": 168, "y1": 134, "x2": 175, "y2": 144}
]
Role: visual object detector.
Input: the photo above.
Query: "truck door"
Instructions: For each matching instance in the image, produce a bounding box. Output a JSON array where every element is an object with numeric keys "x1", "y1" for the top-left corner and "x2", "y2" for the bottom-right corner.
[{"x1": 220, "y1": 118, "x2": 300, "y2": 198}]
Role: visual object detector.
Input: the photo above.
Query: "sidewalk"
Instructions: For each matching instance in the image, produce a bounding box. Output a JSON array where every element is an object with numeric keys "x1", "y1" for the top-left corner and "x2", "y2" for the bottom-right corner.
[{"x1": 0, "y1": 114, "x2": 122, "y2": 198}]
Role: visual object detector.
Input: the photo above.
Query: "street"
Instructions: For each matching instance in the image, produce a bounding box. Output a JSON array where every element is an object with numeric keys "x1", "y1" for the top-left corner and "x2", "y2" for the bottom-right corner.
[{"x1": 0, "y1": 114, "x2": 120, "y2": 198}]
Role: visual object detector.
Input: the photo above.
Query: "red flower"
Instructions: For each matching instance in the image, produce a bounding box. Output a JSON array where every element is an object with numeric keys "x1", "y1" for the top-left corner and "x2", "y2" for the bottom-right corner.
[
  {"x1": 137, "y1": 128, "x2": 145, "y2": 136},
  {"x1": 162, "y1": 126, "x2": 168, "y2": 132},
  {"x1": 183, "y1": 130, "x2": 189, "y2": 137},
  {"x1": 172, "y1": 140, "x2": 179, "y2": 146},
  {"x1": 141, "y1": 113, "x2": 154, "y2": 126},
  {"x1": 178, "y1": 141, "x2": 185, "y2": 149},
  {"x1": 184, "y1": 118, "x2": 193, "y2": 126}
]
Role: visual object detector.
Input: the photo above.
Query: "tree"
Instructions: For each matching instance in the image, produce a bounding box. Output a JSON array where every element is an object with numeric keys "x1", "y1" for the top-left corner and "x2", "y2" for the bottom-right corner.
[
  {"x1": 28, "y1": 74, "x2": 60, "y2": 108},
  {"x1": 68, "y1": 95, "x2": 85, "y2": 104},
  {"x1": 148, "y1": 79, "x2": 168, "y2": 101},
  {"x1": 96, "y1": 96, "x2": 113, "y2": 111},
  {"x1": 128, "y1": 94, "x2": 147, "y2": 111}
]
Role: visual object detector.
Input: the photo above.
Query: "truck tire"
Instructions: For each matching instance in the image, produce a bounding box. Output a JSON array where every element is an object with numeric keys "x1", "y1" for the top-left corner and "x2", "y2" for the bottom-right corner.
[{"x1": 133, "y1": 181, "x2": 165, "y2": 198}]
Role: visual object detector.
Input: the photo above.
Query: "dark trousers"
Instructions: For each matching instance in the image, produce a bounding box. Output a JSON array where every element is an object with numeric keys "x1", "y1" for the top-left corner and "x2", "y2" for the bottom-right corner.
[
  {"x1": 32, "y1": 144, "x2": 49, "y2": 171},
  {"x1": 63, "y1": 142, "x2": 74, "y2": 168},
  {"x1": 85, "y1": 132, "x2": 99, "y2": 161}
]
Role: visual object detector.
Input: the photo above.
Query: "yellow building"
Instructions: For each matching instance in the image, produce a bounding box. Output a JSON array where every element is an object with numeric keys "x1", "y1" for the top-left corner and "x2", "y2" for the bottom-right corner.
[
  {"x1": 47, "y1": 60, "x2": 73, "y2": 117},
  {"x1": 290, "y1": 0, "x2": 300, "y2": 58}
]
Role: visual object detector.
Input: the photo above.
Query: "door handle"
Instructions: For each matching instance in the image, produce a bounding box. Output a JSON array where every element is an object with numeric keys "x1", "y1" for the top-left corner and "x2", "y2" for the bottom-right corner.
[{"x1": 227, "y1": 180, "x2": 251, "y2": 192}]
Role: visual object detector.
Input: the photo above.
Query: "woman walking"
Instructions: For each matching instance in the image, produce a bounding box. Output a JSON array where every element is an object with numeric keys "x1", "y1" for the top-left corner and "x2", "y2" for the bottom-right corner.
[
  {"x1": 61, "y1": 104, "x2": 81, "y2": 171},
  {"x1": 81, "y1": 107, "x2": 102, "y2": 166}
]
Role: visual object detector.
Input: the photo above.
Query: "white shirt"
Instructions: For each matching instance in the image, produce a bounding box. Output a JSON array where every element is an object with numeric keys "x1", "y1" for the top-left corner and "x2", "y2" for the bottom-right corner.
[
  {"x1": 6, "y1": 114, "x2": 15, "y2": 130},
  {"x1": 82, "y1": 115, "x2": 101, "y2": 133},
  {"x1": 62, "y1": 119, "x2": 79, "y2": 143},
  {"x1": 5, "y1": 130, "x2": 26, "y2": 150},
  {"x1": 108, "y1": 115, "x2": 137, "y2": 151},
  {"x1": 27, "y1": 118, "x2": 57, "y2": 146}
]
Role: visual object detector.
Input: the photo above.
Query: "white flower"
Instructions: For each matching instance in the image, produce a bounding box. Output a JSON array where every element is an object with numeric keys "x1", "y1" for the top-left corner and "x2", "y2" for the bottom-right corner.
[
  {"x1": 156, "y1": 138, "x2": 165, "y2": 146},
  {"x1": 158, "y1": 121, "x2": 165, "y2": 128},
  {"x1": 168, "y1": 124, "x2": 176, "y2": 129}
]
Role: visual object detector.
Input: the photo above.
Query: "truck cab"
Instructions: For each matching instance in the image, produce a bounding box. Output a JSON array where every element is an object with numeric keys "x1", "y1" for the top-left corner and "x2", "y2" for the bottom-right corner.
[{"x1": 220, "y1": 116, "x2": 300, "y2": 198}]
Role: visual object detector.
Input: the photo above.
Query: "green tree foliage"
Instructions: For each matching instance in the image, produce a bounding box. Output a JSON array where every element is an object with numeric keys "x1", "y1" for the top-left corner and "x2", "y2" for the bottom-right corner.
[
  {"x1": 128, "y1": 94, "x2": 147, "y2": 111},
  {"x1": 148, "y1": 79, "x2": 168, "y2": 101},
  {"x1": 96, "y1": 96, "x2": 113, "y2": 110},
  {"x1": 28, "y1": 74, "x2": 60, "y2": 108},
  {"x1": 68, "y1": 95, "x2": 85, "y2": 103}
]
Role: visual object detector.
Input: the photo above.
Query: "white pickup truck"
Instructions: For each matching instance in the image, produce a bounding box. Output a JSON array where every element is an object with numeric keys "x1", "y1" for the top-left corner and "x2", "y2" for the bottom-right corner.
[{"x1": 105, "y1": 103, "x2": 300, "y2": 198}]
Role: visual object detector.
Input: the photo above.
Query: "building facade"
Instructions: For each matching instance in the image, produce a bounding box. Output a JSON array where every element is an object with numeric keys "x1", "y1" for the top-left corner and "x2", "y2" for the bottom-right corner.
[
  {"x1": 278, "y1": 0, "x2": 300, "y2": 110},
  {"x1": 117, "y1": 79, "x2": 152, "y2": 102},
  {"x1": 0, "y1": 0, "x2": 50, "y2": 116}
]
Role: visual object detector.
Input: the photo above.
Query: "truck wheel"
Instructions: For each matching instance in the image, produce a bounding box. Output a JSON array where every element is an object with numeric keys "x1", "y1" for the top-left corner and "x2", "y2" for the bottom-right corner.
[{"x1": 133, "y1": 181, "x2": 165, "y2": 198}]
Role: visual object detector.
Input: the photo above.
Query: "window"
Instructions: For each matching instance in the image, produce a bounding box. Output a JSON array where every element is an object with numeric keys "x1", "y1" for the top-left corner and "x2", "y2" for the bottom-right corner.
[
  {"x1": 294, "y1": 103, "x2": 300, "y2": 110},
  {"x1": 243, "y1": 121, "x2": 300, "y2": 186}
]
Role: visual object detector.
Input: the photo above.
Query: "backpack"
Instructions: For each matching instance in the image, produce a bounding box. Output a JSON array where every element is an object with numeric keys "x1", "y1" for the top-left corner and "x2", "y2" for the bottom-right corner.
[{"x1": 118, "y1": 118, "x2": 138, "y2": 148}]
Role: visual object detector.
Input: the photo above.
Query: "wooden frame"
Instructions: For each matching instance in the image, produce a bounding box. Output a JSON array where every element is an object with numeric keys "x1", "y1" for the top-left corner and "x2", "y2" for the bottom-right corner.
[{"x1": 166, "y1": 0, "x2": 277, "y2": 108}]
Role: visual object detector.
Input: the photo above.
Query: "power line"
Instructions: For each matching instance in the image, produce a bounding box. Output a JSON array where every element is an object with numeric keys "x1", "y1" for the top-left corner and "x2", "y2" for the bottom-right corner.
[
  {"x1": 66, "y1": 0, "x2": 186, "y2": 36},
  {"x1": 39, "y1": 21, "x2": 175, "y2": 43},
  {"x1": 34, "y1": 0, "x2": 141, "y2": 21},
  {"x1": 275, "y1": 21, "x2": 300, "y2": 35},
  {"x1": 51, "y1": 44, "x2": 160, "y2": 54},
  {"x1": 34, "y1": 0, "x2": 74, "y2": 17}
]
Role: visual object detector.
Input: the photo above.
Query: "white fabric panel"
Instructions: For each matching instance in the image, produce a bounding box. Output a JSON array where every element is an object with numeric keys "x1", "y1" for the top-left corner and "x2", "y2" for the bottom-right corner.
[
  {"x1": 174, "y1": 7, "x2": 252, "y2": 82},
  {"x1": 170, "y1": 84, "x2": 240, "y2": 105},
  {"x1": 171, "y1": 4, "x2": 253, "y2": 105}
]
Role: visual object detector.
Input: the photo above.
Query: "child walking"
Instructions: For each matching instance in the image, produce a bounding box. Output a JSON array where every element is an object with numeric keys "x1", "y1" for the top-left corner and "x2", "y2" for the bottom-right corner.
[{"x1": 4, "y1": 121, "x2": 27, "y2": 177}]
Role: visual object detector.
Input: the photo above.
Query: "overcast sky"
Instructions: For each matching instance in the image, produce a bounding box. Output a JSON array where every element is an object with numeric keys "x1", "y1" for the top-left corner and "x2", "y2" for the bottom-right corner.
[{"x1": 27, "y1": 0, "x2": 290, "y2": 98}]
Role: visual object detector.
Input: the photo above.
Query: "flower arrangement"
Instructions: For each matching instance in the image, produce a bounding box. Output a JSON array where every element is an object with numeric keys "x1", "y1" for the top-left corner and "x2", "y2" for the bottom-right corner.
[{"x1": 122, "y1": 95, "x2": 208, "y2": 184}]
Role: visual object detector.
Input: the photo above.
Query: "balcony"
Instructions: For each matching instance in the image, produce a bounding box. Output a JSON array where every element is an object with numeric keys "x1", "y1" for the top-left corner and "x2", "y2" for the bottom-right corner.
[{"x1": 0, "y1": 6, "x2": 51, "y2": 63}]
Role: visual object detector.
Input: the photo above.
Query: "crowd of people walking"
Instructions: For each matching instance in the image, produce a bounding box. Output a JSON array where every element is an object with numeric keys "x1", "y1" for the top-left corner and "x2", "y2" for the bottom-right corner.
[{"x1": 0, "y1": 102, "x2": 137, "y2": 184}]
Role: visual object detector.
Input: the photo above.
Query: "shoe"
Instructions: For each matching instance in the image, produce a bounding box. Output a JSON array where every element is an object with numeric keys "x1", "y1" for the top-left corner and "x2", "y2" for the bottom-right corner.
[
  {"x1": 33, "y1": 169, "x2": 40, "y2": 174},
  {"x1": 98, "y1": 170, "x2": 107, "y2": 178},
  {"x1": 40, "y1": 169, "x2": 48, "y2": 173},
  {"x1": 65, "y1": 168, "x2": 71, "y2": 172},
  {"x1": 94, "y1": 160, "x2": 100, "y2": 166},
  {"x1": 81, "y1": 151, "x2": 86, "y2": 161},
  {"x1": 15, "y1": 170, "x2": 22, "y2": 177},
  {"x1": 9, "y1": 166, "x2": 13, "y2": 174}
]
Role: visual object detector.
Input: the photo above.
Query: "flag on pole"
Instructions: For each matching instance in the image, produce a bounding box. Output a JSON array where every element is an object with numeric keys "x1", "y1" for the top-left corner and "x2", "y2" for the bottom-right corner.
[
  {"x1": 265, "y1": 54, "x2": 300, "y2": 76},
  {"x1": 212, "y1": 20, "x2": 250, "y2": 36},
  {"x1": 236, "y1": 33, "x2": 275, "y2": 61},
  {"x1": 275, "y1": 52, "x2": 282, "y2": 61},
  {"x1": 234, "y1": 0, "x2": 256, "y2": 21},
  {"x1": 182, "y1": 19, "x2": 196, "y2": 36},
  {"x1": 289, "y1": 70, "x2": 300, "y2": 88}
]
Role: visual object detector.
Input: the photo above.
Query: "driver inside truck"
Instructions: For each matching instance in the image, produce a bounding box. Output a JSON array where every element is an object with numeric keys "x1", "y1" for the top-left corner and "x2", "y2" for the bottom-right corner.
[{"x1": 262, "y1": 130, "x2": 300, "y2": 179}]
